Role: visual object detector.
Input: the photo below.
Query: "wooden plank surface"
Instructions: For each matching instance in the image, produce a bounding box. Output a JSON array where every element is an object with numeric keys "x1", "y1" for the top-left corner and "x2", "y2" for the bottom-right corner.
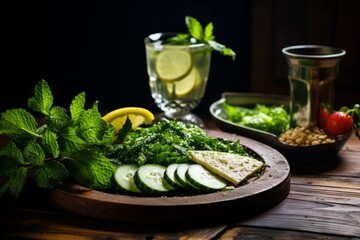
[
  {"x1": 233, "y1": 134, "x2": 360, "y2": 237},
  {"x1": 0, "y1": 124, "x2": 359, "y2": 239}
]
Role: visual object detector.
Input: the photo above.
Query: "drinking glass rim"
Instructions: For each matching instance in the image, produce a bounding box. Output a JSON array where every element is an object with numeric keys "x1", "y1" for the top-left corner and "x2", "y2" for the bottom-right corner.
[
  {"x1": 145, "y1": 32, "x2": 209, "y2": 48},
  {"x1": 282, "y1": 45, "x2": 346, "y2": 59}
]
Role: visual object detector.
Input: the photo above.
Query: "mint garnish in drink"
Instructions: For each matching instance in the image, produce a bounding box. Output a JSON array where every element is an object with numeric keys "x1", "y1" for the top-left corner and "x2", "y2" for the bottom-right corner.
[{"x1": 168, "y1": 16, "x2": 236, "y2": 60}]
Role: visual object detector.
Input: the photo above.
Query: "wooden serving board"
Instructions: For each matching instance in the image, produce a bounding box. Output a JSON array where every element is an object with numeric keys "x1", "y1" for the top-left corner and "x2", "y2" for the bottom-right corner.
[{"x1": 49, "y1": 130, "x2": 290, "y2": 226}]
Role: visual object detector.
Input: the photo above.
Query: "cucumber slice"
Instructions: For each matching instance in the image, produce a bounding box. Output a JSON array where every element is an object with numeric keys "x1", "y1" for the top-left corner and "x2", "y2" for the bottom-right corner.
[
  {"x1": 134, "y1": 164, "x2": 175, "y2": 195},
  {"x1": 113, "y1": 164, "x2": 141, "y2": 194},
  {"x1": 186, "y1": 164, "x2": 227, "y2": 192},
  {"x1": 175, "y1": 163, "x2": 201, "y2": 192},
  {"x1": 164, "y1": 163, "x2": 186, "y2": 190}
]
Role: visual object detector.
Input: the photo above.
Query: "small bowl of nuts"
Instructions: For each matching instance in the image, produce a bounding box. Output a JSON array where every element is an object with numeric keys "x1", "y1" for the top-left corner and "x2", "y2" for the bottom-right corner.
[
  {"x1": 276, "y1": 126, "x2": 352, "y2": 158},
  {"x1": 278, "y1": 126, "x2": 335, "y2": 147}
]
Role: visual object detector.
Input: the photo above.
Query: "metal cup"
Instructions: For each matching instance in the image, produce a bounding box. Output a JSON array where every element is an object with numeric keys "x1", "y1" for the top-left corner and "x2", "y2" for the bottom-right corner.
[{"x1": 282, "y1": 45, "x2": 346, "y2": 128}]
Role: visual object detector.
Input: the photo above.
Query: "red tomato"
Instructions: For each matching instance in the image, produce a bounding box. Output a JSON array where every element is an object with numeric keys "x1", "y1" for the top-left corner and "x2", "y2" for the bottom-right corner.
[
  {"x1": 324, "y1": 111, "x2": 354, "y2": 136},
  {"x1": 319, "y1": 108, "x2": 330, "y2": 128}
]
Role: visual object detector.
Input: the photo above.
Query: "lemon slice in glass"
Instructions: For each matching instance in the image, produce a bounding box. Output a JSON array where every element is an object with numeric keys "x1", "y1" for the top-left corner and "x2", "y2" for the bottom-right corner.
[
  {"x1": 102, "y1": 107, "x2": 154, "y2": 134},
  {"x1": 167, "y1": 67, "x2": 200, "y2": 97},
  {"x1": 155, "y1": 49, "x2": 192, "y2": 82}
]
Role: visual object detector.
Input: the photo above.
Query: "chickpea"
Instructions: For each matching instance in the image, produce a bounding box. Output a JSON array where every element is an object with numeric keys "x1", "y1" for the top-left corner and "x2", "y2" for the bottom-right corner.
[{"x1": 278, "y1": 126, "x2": 335, "y2": 146}]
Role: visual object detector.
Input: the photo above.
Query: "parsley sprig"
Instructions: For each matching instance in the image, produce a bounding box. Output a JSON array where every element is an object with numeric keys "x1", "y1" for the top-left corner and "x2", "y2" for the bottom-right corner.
[
  {"x1": 0, "y1": 79, "x2": 116, "y2": 198},
  {"x1": 169, "y1": 16, "x2": 236, "y2": 60}
]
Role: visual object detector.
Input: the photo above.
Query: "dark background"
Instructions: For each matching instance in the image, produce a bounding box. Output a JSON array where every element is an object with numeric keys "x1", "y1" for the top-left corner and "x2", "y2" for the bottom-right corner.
[
  {"x1": 2, "y1": 0, "x2": 359, "y2": 116},
  {"x1": 2, "y1": 0, "x2": 252, "y2": 115}
]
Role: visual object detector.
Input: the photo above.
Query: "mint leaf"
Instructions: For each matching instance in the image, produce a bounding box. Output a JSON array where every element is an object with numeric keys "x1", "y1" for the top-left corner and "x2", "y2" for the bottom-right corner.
[
  {"x1": 0, "y1": 142, "x2": 27, "y2": 198},
  {"x1": 208, "y1": 40, "x2": 236, "y2": 60},
  {"x1": 0, "y1": 108, "x2": 40, "y2": 144},
  {"x1": 77, "y1": 102, "x2": 114, "y2": 145},
  {"x1": 24, "y1": 141, "x2": 45, "y2": 166},
  {"x1": 43, "y1": 128, "x2": 60, "y2": 158},
  {"x1": 7, "y1": 167, "x2": 27, "y2": 198},
  {"x1": 204, "y1": 22, "x2": 215, "y2": 42},
  {"x1": 1, "y1": 79, "x2": 119, "y2": 198},
  {"x1": 46, "y1": 106, "x2": 70, "y2": 133},
  {"x1": 66, "y1": 149, "x2": 115, "y2": 189},
  {"x1": 185, "y1": 16, "x2": 236, "y2": 60},
  {"x1": 27, "y1": 79, "x2": 53, "y2": 115},
  {"x1": 58, "y1": 126, "x2": 88, "y2": 154},
  {"x1": 0, "y1": 142, "x2": 25, "y2": 167},
  {"x1": 70, "y1": 92, "x2": 86, "y2": 122},
  {"x1": 168, "y1": 33, "x2": 189, "y2": 45},
  {"x1": 169, "y1": 15, "x2": 235, "y2": 60},
  {"x1": 186, "y1": 16, "x2": 204, "y2": 40},
  {"x1": 34, "y1": 160, "x2": 68, "y2": 188}
]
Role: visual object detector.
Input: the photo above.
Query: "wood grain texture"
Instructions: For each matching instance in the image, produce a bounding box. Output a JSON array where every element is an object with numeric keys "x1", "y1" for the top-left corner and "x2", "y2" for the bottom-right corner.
[
  {"x1": 234, "y1": 138, "x2": 360, "y2": 237},
  {"x1": 0, "y1": 204, "x2": 226, "y2": 240},
  {"x1": 218, "y1": 226, "x2": 356, "y2": 240}
]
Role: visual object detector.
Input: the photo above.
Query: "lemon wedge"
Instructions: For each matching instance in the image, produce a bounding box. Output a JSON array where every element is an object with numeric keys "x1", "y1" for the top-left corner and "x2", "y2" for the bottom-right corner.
[
  {"x1": 102, "y1": 107, "x2": 154, "y2": 133},
  {"x1": 155, "y1": 49, "x2": 192, "y2": 82},
  {"x1": 167, "y1": 67, "x2": 199, "y2": 97}
]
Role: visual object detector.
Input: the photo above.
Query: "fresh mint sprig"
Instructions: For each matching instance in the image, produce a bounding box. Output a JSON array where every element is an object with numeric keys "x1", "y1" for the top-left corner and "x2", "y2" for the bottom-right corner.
[
  {"x1": 0, "y1": 79, "x2": 116, "y2": 198},
  {"x1": 169, "y1": 16, "x2": 236, "y2": 60}
]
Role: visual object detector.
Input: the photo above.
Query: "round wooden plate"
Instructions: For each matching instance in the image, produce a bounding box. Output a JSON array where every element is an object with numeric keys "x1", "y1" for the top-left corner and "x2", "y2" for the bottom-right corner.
[{"x1": 49, "y1": 130, "x2": 290, "y2": 226}]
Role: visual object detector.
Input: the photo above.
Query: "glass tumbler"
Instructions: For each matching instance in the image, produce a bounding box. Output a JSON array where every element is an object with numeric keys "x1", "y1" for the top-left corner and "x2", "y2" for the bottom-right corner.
[
  {"x1": 282, "y1": 45, "x2": 346, "y2": 128},
  {"x1": 144, "y1": 32, "x2": 212, "y2": 127}
]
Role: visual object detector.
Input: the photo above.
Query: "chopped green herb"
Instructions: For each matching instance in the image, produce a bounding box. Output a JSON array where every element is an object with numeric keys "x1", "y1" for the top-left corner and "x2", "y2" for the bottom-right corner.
[{"x1": 109, "y1": 119, "x2": 248, "y2": 167}]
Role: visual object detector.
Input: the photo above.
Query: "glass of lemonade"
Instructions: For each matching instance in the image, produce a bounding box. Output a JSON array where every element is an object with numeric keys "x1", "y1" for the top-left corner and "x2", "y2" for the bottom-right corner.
[{"x1": 145, "y1": 32, "x2": 212, "y2": 127}]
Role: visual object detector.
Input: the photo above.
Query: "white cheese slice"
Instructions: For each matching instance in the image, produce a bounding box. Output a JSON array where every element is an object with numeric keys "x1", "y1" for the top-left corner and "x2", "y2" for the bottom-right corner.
[{"x1": 188, "y1": 150, "x2": 265, "y2": 185}]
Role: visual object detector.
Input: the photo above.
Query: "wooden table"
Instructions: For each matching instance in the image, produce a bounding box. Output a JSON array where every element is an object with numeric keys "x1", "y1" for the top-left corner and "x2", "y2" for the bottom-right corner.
[{"x1": 1, "y1": 119, "x2": 359, "y2": 239}]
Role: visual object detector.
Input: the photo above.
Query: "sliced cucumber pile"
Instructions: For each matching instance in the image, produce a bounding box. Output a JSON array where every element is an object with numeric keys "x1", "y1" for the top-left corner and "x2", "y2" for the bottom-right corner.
[{"x1": 113, "y1": 163, "x2": 230, "y2": 196}]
